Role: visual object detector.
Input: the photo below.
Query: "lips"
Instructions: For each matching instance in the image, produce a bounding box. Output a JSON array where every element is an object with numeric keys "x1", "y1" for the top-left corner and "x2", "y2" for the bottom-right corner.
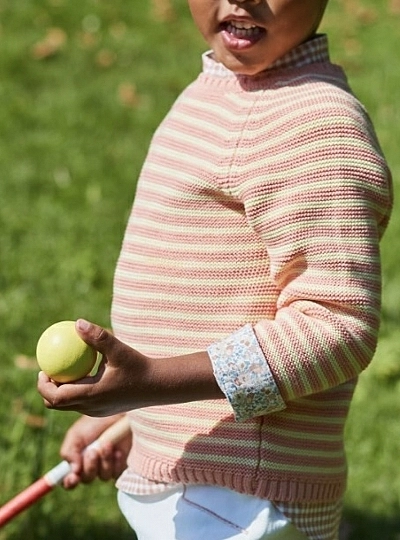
[{"x1": 220, "y1": 20, "x2": 265, "y2": 49}]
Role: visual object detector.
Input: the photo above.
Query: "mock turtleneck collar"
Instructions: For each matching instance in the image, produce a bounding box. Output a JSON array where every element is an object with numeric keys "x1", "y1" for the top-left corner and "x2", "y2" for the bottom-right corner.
[{"x1": 202, "y1": 34, "x2": 330, "y2": 79}]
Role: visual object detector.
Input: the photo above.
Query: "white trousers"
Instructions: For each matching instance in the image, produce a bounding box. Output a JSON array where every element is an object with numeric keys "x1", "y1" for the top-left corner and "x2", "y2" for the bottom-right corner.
[{"x1": 118, "y1": 485, "x2": 309, "y2": 540}]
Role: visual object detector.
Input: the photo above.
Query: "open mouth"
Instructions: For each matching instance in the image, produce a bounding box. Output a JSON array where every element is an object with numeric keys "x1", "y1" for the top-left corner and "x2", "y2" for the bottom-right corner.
[{"x1": 220, "y1": 20, "x2": 265, "y2": 42}]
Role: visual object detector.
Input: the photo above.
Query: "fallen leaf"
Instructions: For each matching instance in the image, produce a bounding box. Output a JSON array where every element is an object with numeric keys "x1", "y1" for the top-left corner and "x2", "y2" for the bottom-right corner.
[
  {"x1": 79, "y1": 30, "x2": 99, "y2": 49},
  {"x1": 14, "y1": 354, "x2": 38, "y2": 370},
  {"x1": 12, "y1": 399, "x2": 47, "y2": 429},
  {"x1": 389, "y1": 0, "x2": 400, "y2": 14},
  {"x1": 31, "y1": 27, "x2": 67, "y2": 60},
  {"x1": 355, "y1": 7, "x2": 377, "y2": 24},
  {"x1": 25, "y1": 414, "x2": 47, "y2": 429},
  {"x1": 151, "y1": 0, "x2": 174, "y2": 22},
  {"x1": 96, "y1": 49, "x2": 117, "y2": 68},
  {"x1": 118, "y1": 82, "x2": 139, "y2": 108},
  {"x1": 343, "y1": 37, "x2": 362, "y2": 57}
]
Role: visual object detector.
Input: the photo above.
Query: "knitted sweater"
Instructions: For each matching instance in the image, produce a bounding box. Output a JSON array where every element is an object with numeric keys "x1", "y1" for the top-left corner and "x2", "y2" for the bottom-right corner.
[{"x1": 112, "y1": 35, "x2": 392, "y2": 504}]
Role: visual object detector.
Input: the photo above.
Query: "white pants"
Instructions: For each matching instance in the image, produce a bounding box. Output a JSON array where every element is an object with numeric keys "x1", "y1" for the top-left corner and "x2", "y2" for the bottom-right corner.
[{"x1": 118, "y1": 485, "x2": 309, "y2": 540}]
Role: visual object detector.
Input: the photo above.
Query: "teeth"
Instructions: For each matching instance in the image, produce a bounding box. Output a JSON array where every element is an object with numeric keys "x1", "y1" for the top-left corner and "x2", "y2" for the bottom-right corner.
[
  {"x1": 226, "y1": 21, "x2": 260, "y2": 38},
  {"x1": 229, "y1": 21, "x2": 257, "y2": 30}
]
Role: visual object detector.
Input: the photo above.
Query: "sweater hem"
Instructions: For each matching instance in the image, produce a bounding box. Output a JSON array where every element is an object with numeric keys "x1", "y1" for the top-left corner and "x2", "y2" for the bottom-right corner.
[{"x1": 117, "y1": 460, "x2": 346, "y2": 503}]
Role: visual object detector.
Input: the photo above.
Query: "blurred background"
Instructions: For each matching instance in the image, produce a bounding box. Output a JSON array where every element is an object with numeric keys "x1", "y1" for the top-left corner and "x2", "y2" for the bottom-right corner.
[{"x1": 0, "y1": 1, "x2": 399, "y2": 538}]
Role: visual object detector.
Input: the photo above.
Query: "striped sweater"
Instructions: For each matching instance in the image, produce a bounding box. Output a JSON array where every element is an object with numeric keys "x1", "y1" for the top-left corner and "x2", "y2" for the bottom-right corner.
[{"x1": 112, "y1": 35, "x2": 392, "y2": 505}]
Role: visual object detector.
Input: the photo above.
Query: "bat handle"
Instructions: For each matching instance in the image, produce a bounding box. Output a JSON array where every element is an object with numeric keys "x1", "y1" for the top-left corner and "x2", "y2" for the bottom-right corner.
[
  {"x1": 95, "y1": 415, "x2": 131, "y2": 447},
  {"x1": 44, "y1": 460, "x2": 72, "y2": 486},
  {"x1": 40, "y1": 415, "x2": 131, "y2": 487},
  {"x1": 46, "y1": 415, "x2": 131, "y2": 487},
  {"x1": 0, "y1": 415, "x2": 131, "y2": 528},
  {"x1": 0, "y1": 478, "x2": 54, "y2": 527}
]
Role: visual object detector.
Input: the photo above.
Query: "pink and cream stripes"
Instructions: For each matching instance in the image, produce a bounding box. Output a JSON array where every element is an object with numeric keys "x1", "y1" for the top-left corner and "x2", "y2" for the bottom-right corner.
[{"x1": 113, "y1": 35, "x2": 392, "y2": 539}]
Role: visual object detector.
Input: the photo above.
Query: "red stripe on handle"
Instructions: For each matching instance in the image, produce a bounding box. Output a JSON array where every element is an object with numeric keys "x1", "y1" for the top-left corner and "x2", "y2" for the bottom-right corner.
[
  {"x1": 0, "y1": 478, "x2": 53, "y2": 527},
  {"x1": 0, "y1": 416, "x2": 131, "y2": 528}
]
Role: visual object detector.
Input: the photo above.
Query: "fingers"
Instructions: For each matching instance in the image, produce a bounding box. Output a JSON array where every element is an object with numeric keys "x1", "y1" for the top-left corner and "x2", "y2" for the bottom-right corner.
[
  {"x1": 61, "y1": 448, "x2": 102, "y2": 489},
  {"x1": 63, "y1": 471, "x2": 81, "y2": 490},
  {"x1": 37, "y1": 320, "x2": 149, "y2": 416},
  {"x1": 81, "y1": 447, "x2": 105, "y2": 482},
  {"x1": 59, "y1": 416, "x2": 128, "y2": 489},
  {"x1": 36, "y1": 321, "x2": 109, "y2": 414},
  {"x1": 63, "y1": 444, "x2": 124, "y2": 489},
  {"x1": 95, "y1": 442, "x2": 124, "y2": 481},
  {"x1": 75, "y1": 319, "x2": 117, "y2": 358},
  {"x1": 37, "y1": 370, "x2": 102, "y2": 414},
  {"x1": 80, "y1": 429, "x2": 131, "y2": 483},
  {"x1": 37, "y1": 371, "x2": 62, "y2": 408}
]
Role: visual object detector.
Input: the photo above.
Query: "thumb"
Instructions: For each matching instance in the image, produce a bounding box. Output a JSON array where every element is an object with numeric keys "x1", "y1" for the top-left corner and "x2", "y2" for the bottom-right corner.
[{"x1": 75, "y1": 319, "x2": 119, "y2": 358}]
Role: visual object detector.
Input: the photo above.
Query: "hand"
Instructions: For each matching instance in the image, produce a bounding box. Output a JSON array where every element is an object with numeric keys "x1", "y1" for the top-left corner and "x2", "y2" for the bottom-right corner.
[
  {"x1": 37, "y1": 319, "x2": 223, "y2": 416},
  {"x1": 60, "y1": 415, "x2": 132, "y2": 489},
  {"x1": 37, "y1": 319, "x2": 154, "y2": 416}
]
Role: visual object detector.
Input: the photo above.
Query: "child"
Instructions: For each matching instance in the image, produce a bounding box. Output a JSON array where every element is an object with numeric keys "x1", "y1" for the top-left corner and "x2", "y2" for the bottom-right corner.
[{"x1": 38, "y1": 0, "x2": 393, "y2": 538}]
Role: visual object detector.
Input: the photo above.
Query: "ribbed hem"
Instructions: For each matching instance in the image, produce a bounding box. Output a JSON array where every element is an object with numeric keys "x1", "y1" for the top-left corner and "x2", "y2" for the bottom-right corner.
[{"x1": 117, "y1": 456, "x2": 346, "y2": 504}]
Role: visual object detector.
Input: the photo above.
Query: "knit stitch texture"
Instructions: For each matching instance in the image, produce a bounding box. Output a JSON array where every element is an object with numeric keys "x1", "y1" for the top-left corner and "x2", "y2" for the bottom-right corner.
[{"x1": 113, "y1": 36, "x2": 392, "y2": 504}]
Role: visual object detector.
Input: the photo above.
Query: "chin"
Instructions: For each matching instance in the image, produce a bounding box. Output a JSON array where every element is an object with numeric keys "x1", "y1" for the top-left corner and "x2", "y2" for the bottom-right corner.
[
  {"x1": 229, "y1": 63, "x2": 267, "y2": 77},
  {"x1": 217, "y1": 53, "x2": 268, "y2": 77}
]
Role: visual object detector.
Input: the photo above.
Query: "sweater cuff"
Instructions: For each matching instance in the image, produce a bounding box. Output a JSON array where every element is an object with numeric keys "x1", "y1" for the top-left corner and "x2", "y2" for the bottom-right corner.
[{"x1": 208, "y1": 324, "x2": 286, "y2": 422}]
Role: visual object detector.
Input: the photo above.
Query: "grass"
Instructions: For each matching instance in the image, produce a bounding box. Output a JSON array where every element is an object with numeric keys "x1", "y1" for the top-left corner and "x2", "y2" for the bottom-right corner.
[{"x1": 0, "y1": 0, "x2": 399, "y2": 538}]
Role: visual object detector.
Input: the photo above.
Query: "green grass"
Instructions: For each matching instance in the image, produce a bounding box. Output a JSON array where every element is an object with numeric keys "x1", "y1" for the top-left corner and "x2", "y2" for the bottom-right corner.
[
  {"x1": 0, "y1": 0, "x2": 399, "y2": 538},
  {"x1": 320, "y1": 2, "x2": 400, "y2": 537}
]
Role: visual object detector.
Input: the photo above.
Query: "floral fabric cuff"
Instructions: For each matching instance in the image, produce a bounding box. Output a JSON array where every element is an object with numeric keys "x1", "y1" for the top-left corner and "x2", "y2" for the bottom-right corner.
[{"x1": 208, "y1": 324, "x2": 286, "y2": 422}]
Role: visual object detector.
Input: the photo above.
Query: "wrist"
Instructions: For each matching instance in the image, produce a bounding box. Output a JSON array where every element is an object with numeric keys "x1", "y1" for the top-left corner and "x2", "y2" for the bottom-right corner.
[{"x1": 146, "y1": 351, "x2": 224, "y2": 406}]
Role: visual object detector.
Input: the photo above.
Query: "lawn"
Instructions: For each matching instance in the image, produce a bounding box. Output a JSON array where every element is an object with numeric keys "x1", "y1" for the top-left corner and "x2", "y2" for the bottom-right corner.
[{"x1": 0, "y1": 1, "x2": 399, "y2": 539}]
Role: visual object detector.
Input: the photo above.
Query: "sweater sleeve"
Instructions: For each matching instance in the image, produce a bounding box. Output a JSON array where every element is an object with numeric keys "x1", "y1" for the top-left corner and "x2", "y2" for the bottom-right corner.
[{"x1": 208, "y1": 88, "x2": 392, "y2": 421}]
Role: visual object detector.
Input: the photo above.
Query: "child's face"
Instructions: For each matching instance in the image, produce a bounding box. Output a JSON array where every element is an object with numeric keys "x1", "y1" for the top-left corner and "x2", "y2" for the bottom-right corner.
[{"x1": 188, "y1": 0, "x2": 327, "y2": 76}]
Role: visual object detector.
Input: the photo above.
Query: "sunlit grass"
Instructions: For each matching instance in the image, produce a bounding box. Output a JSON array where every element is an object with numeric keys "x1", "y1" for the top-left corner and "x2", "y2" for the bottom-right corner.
[{"x1": 0, "y1": 1, "x2": 399, "y2": 538}]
